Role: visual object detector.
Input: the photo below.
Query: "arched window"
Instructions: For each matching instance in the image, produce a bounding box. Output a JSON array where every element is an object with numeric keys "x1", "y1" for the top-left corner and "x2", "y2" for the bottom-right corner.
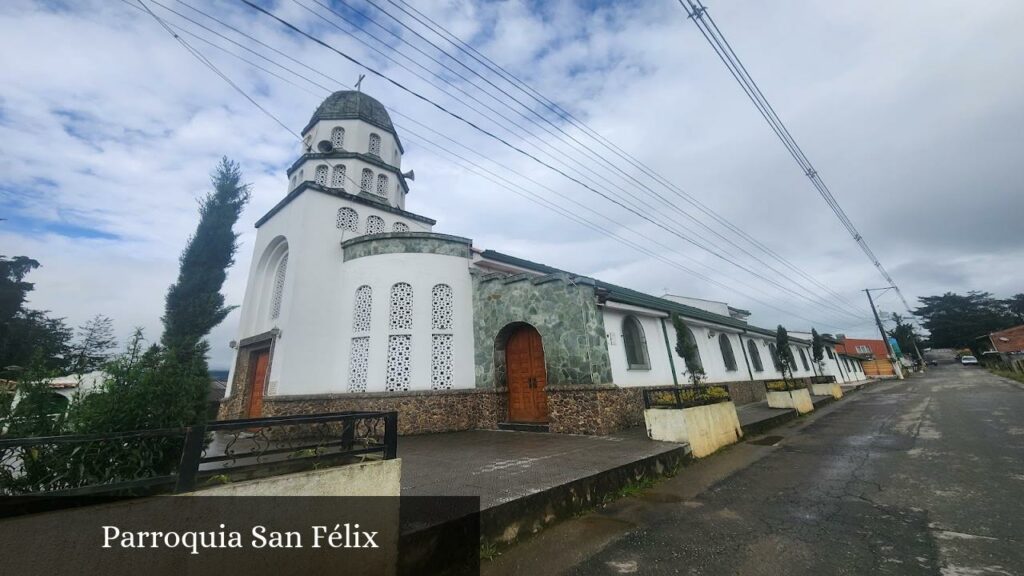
[
  {"x1": 314, "y1": 164, "x2": 328, "y2": 186},
  {"x1": 360, "y1": 168, "x2": 373, "y2": 192},
  {"x1": 842, "y1": 357, "x2": 850, "y2": 371},
  {"x1": 331, "y1": 126, "x2": 345, "y2": 149},
  {"x1": 679, "y1": 324, "x2": 703, "y2": 372},
  {"x1": 798, "y1": 348, "x2": 810, "y2": 371},
  {"x1": 621, "y1": 316, "x2": 650, "y2": 370},
  {"x1": 747, "y1": 340, "x2": 763, "y2": 372},
  {"x1": 366, "y1": 215, "x2": 385, "y2": 234},
  {"x1": 392, "y1": 222, "x2": 409, "y2": 232},
  {"x1": 336, "y1": 207, "x2": 358, "y2": 231},
  {"x1": 389, "y1": 283, "x2": 413, "y2": 331},
  {"x1": 431, "y1": 284, "x2": 453, "y2": 330},
  {"x1": 768, "y1": 343, "x2": 781, "y2": 371},
  {"x1": 290, "y1": 174, "x2": 297, "y2": 189},
  {"x1": 368, "y1": 133, "x2": 381, "y2": 156},
  {"x1": 719, "y1": 333, "x2": 738, "y2": 371},
  {"x1": 331, "y1": 164, "x2": 346, "y2": 188},
  {"x1": 375, "y1": 173, "x2": 389, "y2": 196},
  {"x1": 352, "y1": 285, "x2": 372, "y2": 332},
  {"x1": 430, "y1": 284, "x2": 454, "y2": 390},
  {"x1": 826, "y1": 347, "x2": 835, "y2": 359},
  {"x1": 270, "y1": 253, "x2": 288, "y2": 320}
]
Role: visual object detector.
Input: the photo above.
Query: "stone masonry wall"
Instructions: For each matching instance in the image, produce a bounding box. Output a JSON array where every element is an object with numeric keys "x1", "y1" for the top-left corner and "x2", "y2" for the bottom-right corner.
[
  {"x1": 472, "y1": 270, "x2": 612, "y2": 388},
  {"x1": 252, "y1": 388, "x2": 503, "y2": 435}
]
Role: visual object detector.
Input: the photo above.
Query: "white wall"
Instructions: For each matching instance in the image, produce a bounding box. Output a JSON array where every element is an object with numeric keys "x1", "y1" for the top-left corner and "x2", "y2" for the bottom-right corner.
[
  {"x1": 227, "y1": 187, "x2": 436, "y2": 397},
  {"x1": 603, "y1": 308, "x2": 675, "y2": 387}
]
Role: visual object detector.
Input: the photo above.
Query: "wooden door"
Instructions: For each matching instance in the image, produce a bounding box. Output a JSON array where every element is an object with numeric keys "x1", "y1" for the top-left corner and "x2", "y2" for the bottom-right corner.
[
  {"x1": 247, "y1": 349, "x2": 270, "y2": 418},
  {"x1": 506, "y1": 326, "x2": 548, "y2": 423}
]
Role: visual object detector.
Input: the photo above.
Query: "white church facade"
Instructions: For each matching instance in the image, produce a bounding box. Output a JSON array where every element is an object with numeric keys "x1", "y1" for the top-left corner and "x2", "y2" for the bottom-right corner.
[{"x1": 220, "y1": 91, "x2": 866, "y2": 435}]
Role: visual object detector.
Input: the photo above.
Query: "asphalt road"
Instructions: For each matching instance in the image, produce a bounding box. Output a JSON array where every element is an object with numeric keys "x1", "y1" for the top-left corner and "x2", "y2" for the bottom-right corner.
[{"x1": 485, "y1": 365, "x2": 1024, "y2": 576}]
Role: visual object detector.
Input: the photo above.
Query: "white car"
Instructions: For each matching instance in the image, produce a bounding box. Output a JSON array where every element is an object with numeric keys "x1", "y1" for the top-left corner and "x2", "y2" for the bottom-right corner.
[{"x1": 960, "y1": 355, "x2": 979, "y2": 366}]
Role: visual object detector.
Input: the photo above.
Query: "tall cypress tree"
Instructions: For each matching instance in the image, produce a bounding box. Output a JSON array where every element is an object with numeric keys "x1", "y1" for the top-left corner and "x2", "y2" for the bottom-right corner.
[
  {"x1": 811, "y1": 328, "x2": 825, "y2": 375},
  {"x1": 161, "y1": 157, "x2": 250, "y2": 358},
  {"x1": 775, "y1": 325, "x2": 796, "y2": 383}
]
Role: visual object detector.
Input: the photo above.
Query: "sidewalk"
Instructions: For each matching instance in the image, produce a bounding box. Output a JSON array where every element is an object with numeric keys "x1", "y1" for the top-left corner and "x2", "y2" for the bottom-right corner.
[{"x1": 398, "y1": 428, "x2": 688, "y2": 542}]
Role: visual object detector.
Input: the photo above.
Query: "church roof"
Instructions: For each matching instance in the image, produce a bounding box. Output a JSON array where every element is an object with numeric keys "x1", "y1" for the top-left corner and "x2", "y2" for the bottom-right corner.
[
  {"x1": 303, "y1": 91, "x2": 404, "y2": 152},
  {"x1": 478, "y1": 250, "x2": 810, "y2": 344}
]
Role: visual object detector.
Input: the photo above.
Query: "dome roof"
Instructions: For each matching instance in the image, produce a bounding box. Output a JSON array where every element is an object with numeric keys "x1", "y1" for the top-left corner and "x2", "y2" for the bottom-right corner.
[{"x1": 304, "y1": 91, "x2": 396, "y2": 135}]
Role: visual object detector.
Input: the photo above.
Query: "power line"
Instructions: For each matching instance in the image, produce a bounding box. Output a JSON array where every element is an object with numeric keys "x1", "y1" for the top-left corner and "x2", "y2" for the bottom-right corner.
[
  {"x1": 380, "y1": 0, "x2": 868, "y2": 315},
  {"x1": 677, "y1": 0, "x2": 915, "y2": 318},
  {"x1": 235, "y1": 0, "x2": 869, "y2": 323},
  {"x1": 130, "y1": 0, "x2": 873, "y2": 330}
]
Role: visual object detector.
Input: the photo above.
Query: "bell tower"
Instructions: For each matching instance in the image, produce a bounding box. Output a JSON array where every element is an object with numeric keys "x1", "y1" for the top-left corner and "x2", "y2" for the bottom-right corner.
[{"x1": 287, "y1": 90, "x2": 411, "y2": 210}]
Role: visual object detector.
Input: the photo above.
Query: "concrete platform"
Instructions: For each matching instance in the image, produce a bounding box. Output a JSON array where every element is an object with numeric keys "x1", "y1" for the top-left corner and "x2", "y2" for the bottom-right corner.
[
  {"x1": 398, "y1": 428, "x2": 689, "y2": 543},
  {"x1": 736, "y1": 401, "x2": 797, "y2": 436}
]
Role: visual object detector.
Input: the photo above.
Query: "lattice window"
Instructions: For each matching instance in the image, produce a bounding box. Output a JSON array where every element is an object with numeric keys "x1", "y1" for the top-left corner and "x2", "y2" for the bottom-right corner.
[
  {"x1": 331, "y1": 126, "x2": 345, "y2": 149},
  {"x1": 270, "y1": 253, "x2": 288, "y2": 319},
  {"x1": 431, "y1": 334, "x2": 453, "y2": 390},
  {"x1": 314, "y1": 164, "x2": 328, "y2": 186},
  {"x1": 348, "y1": 336, "x2": 370, "y2": 392},
  {"x1": 336, "y1": 207, "x2": 358, "y2": 231},
  {"x1": 431, "y1": 284, "x2": 453, "y2": 330},
  {"x1": 389, "y1": 282, "x2": 413, "y2": 330},
  {"x1": 331, "y1": 164, "x2": 346, "y2": 188},
  {"x1": 352, "y1": 285, "x2": 372, "y2": 332},
  {"x1": 375, "y1": 174, "x2": 389, "y2": 196},
  {"x1": 369, "y1": 133, "x2": 381, "y2": 156},
  {"x1": 385, "y1": 334, "x2": 411, "y2": 391},
  {"x1": 392, "y1": 222, "x2": 409, "y2": 232},
  {"x1": 366, "y1": 215, "x2": 385, "y2": 234},
  {"x1": 360, "y1": 168, "x2": 373, "y2": 193}
]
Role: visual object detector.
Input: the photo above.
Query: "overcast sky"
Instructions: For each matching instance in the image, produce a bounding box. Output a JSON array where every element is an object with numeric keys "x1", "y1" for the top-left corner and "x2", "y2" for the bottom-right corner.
[{"x1": 2, "y1": 0, "x2": 1022, "y2": 369}]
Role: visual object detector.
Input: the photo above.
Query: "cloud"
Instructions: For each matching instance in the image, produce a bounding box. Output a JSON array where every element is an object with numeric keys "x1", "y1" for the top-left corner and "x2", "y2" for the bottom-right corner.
[{"x1": 2, "y1": 0, "x2": 1022, "y2": 368}]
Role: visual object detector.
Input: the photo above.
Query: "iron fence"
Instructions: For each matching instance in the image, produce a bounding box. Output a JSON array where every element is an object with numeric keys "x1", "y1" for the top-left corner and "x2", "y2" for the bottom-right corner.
[
  {"x1": 0, "y1": 411, "x2": 397, "y2": 498},
  {"x1": 642, "y1": 385, "x2": 731, "y2": 409}
]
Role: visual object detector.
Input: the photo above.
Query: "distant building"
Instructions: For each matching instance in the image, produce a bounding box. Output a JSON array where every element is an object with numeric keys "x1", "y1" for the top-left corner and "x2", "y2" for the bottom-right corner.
[
  {"x1": 976, "y1": 324, "x2": 1024, "y2": 371},
  {"x1": 835, "y1": 338, "x2": 896, "y2": 377}
]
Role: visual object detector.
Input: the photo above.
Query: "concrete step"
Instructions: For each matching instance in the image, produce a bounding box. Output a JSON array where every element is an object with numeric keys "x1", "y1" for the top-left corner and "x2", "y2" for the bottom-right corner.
[{"x1": 497, "y1": 422, "x2": 551, "y2": 433}]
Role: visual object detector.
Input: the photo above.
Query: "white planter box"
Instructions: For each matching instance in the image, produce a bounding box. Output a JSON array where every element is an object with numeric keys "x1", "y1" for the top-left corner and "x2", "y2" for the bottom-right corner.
[
  {"x1": 810, "y1": 383, "x2": 843, "y2": 399},
  {"x1": 644, "y1": 401, "x2": 742, "y2": 458},
  {"x1": 766, "y1": 388, "x2": 814, "y2": 414}
]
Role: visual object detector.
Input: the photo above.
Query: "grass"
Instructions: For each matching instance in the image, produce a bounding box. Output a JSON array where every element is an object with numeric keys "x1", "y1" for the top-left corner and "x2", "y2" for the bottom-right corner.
[{"x1": 990, "y1": 368, "x2": 1024, "y2": 385}]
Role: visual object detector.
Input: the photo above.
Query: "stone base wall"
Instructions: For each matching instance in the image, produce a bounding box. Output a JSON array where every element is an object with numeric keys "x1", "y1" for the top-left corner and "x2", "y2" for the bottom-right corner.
[
  {"x1": 219, "y1": 388, "x2": 504, "y2": 435},
  {"x1": 721, "y1": 380, "x2": 768, "y2": 406}
]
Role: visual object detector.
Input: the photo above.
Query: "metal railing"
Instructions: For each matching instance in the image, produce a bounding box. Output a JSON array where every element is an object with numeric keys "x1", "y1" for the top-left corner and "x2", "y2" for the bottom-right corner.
[
  {"x1": 642, "y1": 385, "x2": 731, "y2": 409},
  {"x1": 0, "y1": 411, "x2": 397, "y2": 498}
]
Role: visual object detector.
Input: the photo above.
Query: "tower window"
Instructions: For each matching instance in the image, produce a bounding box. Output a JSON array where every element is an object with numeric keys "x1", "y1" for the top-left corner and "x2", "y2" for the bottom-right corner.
[
  {"x1": 336, "y1": 207, "x2": 358, "y2": 232},
  {"x1": 360, "y1": 168, "x2": 373, "y2": 193},
  {"x1": 331, "y1": 126, "x2": 345, "y2": 149},
  {"x1": 270, "y1": 253, "x2": 288, "y2": 320},
  {"x1": 314, "y1": 165, "x2": 328, "y2": 186},
  {"x1": 331, "y1": 164, "x2": 346, "y2": 188},
  {"x1": 366, "y1": 215, "x2": 385, "y2": 234},
  {"x1": 375, "y1": 174, "x2": 389, "y2": 196},
  {"x1": 369, "y1": 133, "x2": 381, "y2": 156}
]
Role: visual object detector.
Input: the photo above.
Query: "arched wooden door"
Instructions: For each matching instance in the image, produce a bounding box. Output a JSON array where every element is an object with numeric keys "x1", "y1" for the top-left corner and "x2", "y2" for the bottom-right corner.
[
  {"x1": 506, "y1": 325, "x2": 548, "y2": 423},
  {"x1": 247, "y1": 349, "x2": 270, "y2": 418}
]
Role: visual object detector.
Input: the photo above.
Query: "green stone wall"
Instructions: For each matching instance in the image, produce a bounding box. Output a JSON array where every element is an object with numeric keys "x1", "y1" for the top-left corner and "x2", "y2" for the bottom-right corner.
[
  {"x1": 342, "y1": 232, "x2": 472, "y2": 261},
  {"x1": 472, "y1": 271, "x2": 612, "y2": 388}
]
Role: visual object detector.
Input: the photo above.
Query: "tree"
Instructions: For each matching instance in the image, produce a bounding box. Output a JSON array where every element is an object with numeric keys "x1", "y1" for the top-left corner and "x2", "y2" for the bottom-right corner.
[
  {"x1": 914, "y1": 291, "x2": 1014, "y2": 349},
  {"x1": 775, "y1": 325, "x2": 796, "y2": 383},
  {"x1": 161, "y1": 157, "x2": 250, "y2": 359},
  {"x1": 672, "y1": 314, "x2": 705, "y2": 386},
  {"x1": 0, "y1": 256, "x2": 73, "y2": 375},
  {"x1": 811, "y1": 328, "x2": 825, "y2": 374},
  {"x1": 69, "y1": 315, "x2": 117, "y2": 375},
  {"x1": 1006, "y1": 293, "x2": 1024, "y2": 324},
  {"x1": 888, "y1": 313, "x2": 921, "y2": 362}
]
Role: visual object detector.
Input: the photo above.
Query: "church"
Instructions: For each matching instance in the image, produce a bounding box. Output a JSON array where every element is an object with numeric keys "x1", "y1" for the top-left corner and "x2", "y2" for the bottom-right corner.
[{"x1": 220, "y1": 91, "x2": 867, "y2": 435}]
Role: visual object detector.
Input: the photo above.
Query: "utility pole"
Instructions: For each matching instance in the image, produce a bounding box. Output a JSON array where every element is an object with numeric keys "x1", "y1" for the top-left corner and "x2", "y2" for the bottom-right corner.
[{"x1": 865, "y1": 288, "x2": 904, "y2": 380}]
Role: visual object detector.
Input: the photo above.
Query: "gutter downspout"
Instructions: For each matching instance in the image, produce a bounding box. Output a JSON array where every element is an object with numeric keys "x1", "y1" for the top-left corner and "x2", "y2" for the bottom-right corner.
[
  {"x1": 738, "y1": 330, "x2": 755, "y2": 381},
  {"x1": 661, "y1": 318, "x2": 678, "y2": 386}
]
